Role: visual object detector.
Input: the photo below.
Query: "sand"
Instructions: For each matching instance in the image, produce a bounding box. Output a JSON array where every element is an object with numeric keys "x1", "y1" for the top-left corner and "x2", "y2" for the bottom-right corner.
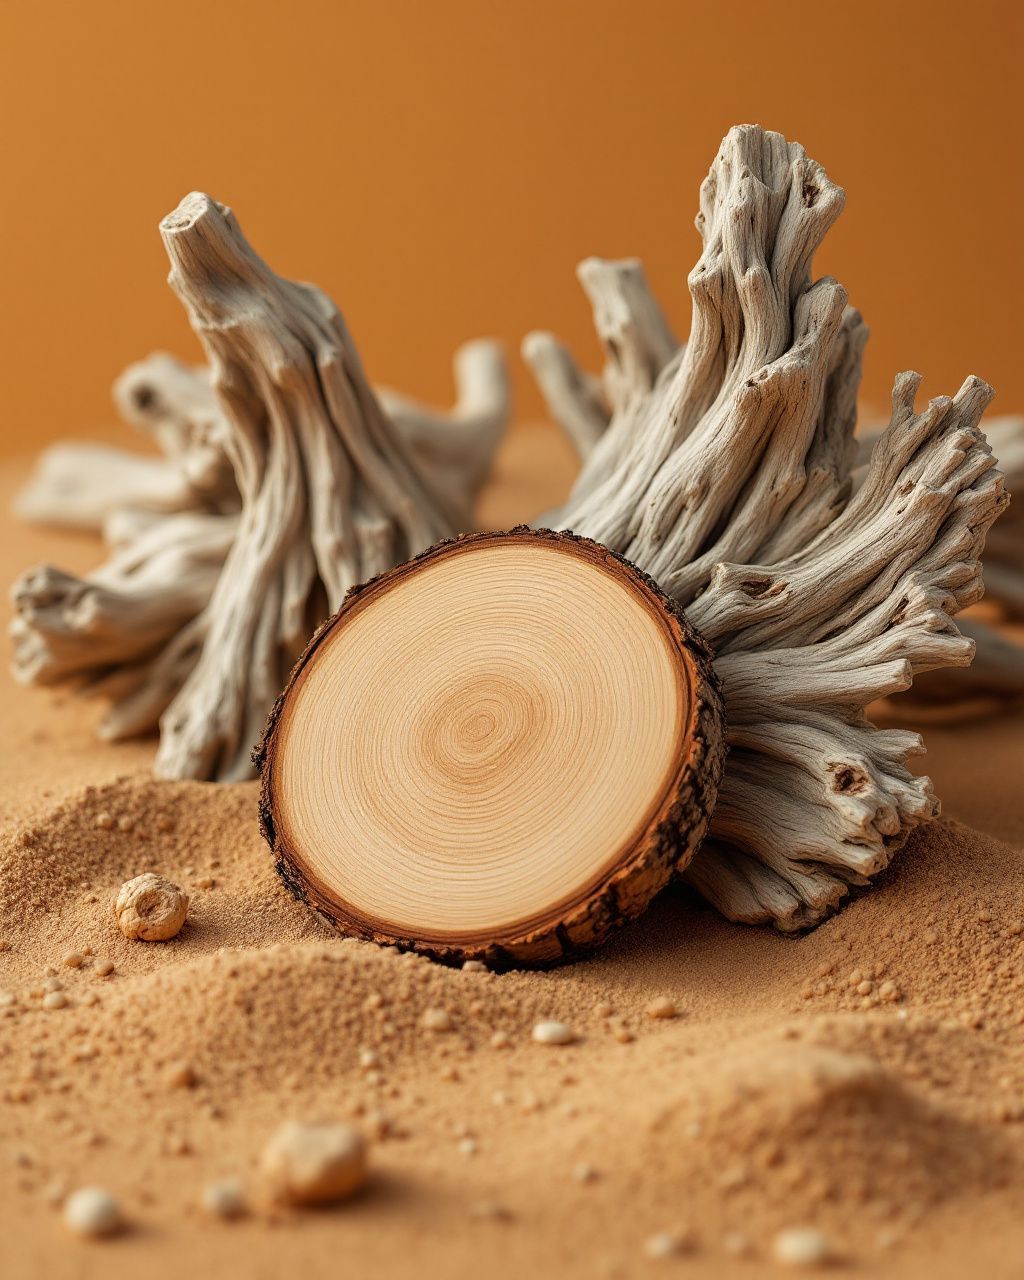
[{"x1": 2, "y1": 431, "x2": 1023, "y2": 1279}]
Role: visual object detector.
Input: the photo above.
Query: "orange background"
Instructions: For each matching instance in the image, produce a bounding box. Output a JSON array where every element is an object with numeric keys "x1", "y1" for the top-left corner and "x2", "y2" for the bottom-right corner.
[{"x1": 0, "y1": 0, "x2": 1020, "y2": 455}]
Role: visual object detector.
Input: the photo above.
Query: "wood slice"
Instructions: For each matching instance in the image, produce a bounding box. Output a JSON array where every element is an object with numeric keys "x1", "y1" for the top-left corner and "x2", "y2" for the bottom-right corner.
[{"x1": 256, "y1": 528, "x2": 724, "y2": 966}]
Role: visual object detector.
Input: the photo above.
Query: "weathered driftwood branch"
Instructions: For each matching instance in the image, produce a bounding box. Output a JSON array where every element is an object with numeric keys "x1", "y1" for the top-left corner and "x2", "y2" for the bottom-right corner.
[
  {"x1": 15, "y1": 354, "x2": 238, "y2": 532},
  {"x1": 526, "y1": 124, "x2": 1007, "y2": 930},
  {"x1": 858, "y1": 414, "x2": 1024, "y2": 703},
  {"x1": 11, "y1": 195, "x2": 508, "y2": 779}
]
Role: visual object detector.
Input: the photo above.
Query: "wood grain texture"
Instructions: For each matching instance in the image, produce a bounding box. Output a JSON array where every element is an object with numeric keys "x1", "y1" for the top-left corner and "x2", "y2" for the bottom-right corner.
[{"x1": 256, "y1": 528, "x2": 724, "y2": 967}]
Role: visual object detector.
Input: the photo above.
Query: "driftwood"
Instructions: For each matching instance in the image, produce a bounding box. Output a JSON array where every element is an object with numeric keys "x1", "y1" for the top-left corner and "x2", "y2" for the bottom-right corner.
[
  {"x1": 526, "y1": 124, "x2": 1008, "y2": 930},
  {"x1": 257, "y1": 528, "x2": 724, "y2": 965},
  {"x1": 863, "y1": 416, "x2": 1023, "y2": 703},
  {"x1": 11, "y1": 195, "x2": 509, "y2": 779}
]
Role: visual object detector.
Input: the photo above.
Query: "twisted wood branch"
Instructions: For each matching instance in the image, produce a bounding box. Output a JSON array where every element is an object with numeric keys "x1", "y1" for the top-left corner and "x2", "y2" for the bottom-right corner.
[
  {"x1": 11, "y1": 195, "x2": 508, "y2": 780},
  {"x1": 526, "y1": 124, "x2": 1008, "y2": 929}
]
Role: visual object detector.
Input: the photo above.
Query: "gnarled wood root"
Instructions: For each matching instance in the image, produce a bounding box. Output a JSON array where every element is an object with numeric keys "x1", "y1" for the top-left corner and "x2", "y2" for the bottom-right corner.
[
  {"x1": 11, "y1": 196, "x2": 508, "y2": 780},
  {"x1": 526, "y1": 124, "x2": 1008, "y2": 929}
]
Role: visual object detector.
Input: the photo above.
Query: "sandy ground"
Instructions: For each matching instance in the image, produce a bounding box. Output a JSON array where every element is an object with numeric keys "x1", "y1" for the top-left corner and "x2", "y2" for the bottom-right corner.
[{"x1": 1, "y1": 430, "x2": 1023, "y2": 1280}]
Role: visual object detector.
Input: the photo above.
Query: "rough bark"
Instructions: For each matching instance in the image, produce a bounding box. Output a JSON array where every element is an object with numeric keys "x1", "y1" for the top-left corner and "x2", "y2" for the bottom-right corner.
[
  {"x1": 11, "y1": 195, "x2": 508, "y2": 778},
  {"x1": 256, "y1": 527, "x2": 724, "y2": 966},
  {"x1": 526, "y1": 124, "x2": 1008, "y2": 929}
]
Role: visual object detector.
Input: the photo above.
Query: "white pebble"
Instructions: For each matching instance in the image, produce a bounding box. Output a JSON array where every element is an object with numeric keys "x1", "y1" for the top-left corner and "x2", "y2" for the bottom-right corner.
[
  {"x1": 644, "y1": 1230, "x2": 691, "y2": 1259},
  {"x1": 421, "y1": 1007, "x2": 453, "y2": 1032},
  {"x1": 201, "y1": 1179, "x2": 246, "y2": 1219},
  {"x1": 115, "y1": 873, "x2": 189, "y2": 941},
  {"x1": 43, "y1": 991, "x2": 68, "y2": 1011},
  {"x1": 772, "y1": 1227, "x2": 831, "y2": 1267},
  {"x1": 260, "y1": 1120, "x2": 367, "y2": 1205},
  {"x1": 63, "y1": 1187, "x2": 123, "y2": 1238},
  {"x1": 532, "y1": 1020, "x2": 575, "y2": 1045}
]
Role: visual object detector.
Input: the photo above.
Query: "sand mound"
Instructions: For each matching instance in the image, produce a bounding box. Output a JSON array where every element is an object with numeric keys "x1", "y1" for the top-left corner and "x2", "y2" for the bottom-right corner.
[
  {"x1": 649, "y1": 1034, "x2": 1010, "y2": 1216},
  {"x1": 2, "y1": 766, "x2": 1024, "y2": 1276}
]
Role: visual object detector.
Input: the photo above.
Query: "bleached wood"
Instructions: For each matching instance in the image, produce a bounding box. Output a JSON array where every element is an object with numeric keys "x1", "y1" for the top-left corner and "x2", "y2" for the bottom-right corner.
[
  {"x1": 858, "y1": 414, "x2": 1024, "y2": 703},
  {"x1": 528, "y1": 124, "x2": 1008, "y2": 929},
  {"x1": 14, "y1": 442, "x2": 197, "y2": 532},
  {"x1": 11, "y1": 195, "x2": 508, "y2": 779}
]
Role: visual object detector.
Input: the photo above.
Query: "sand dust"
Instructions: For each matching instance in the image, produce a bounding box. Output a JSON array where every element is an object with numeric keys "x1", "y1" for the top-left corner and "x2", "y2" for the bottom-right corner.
[{"x1": 1, "y1": 435, "x2": 1023, "y2": 1278}]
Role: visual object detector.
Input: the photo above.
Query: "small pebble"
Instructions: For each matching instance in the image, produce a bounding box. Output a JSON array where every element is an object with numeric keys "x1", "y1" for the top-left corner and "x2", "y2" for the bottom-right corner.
[
  {"x1": 94, "y1": 959, "x2": 115, "y2": 978},
  {"x1": 43, "y1": 992, "x2": 68, "y2": 1011},
  {"x1": 63, "y1": 1187, "x2": 123, "y2": 1238},
  {"x1": 260, "y1": 1120, "x2": 367, "y2": 1206},
  {"x1": 573, "y1": 1162, "x2": 599, "y2": 1184},
  {"x1": 63, "y1": 953, "x2": 85, "y2": 970},
  {"x1": 94, "y1": 813, "x2": 114, "y2": 831},
  {"x1": 458, "y1": 1137, "x2": 478, "y2": 1157},
  {"x1": 644, "y1": 997, "x2": 678, "y2": 1020},
  {"x1": 772, "y1": 1227, "x2": 831, "y2": 1267},
  {"x1": 490, "y1": 1030, "x2": 511, "y2": 1049},
  {"x1": 644, "y1": 1230, "x2": 692, "y2": 1260},
  {"x1": 532, "y1": 1020, "x2": 575, "y2": 1046},
  {"x1": 462, "y1": 960, "x2": 487, "y2": 972},
  {"x1": 469, "y1": 1200, "x2": 512, "y2": 1221},
  {"x1": 115, "y1": 873, "x2": 188, "y2": 942},
  {"x1": 165, "y1": 1062, "x2": 197, "y2": 1089},
  {"x1": 201, "y1": 1179, "x2": 246, "y2": 1219},
  {"x1": 421, "y1": 1008, "x2": 453, "y2": 1032},
  {"x1": 358, "y1": 1049, "x2": 380, "y2": 1069}
]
